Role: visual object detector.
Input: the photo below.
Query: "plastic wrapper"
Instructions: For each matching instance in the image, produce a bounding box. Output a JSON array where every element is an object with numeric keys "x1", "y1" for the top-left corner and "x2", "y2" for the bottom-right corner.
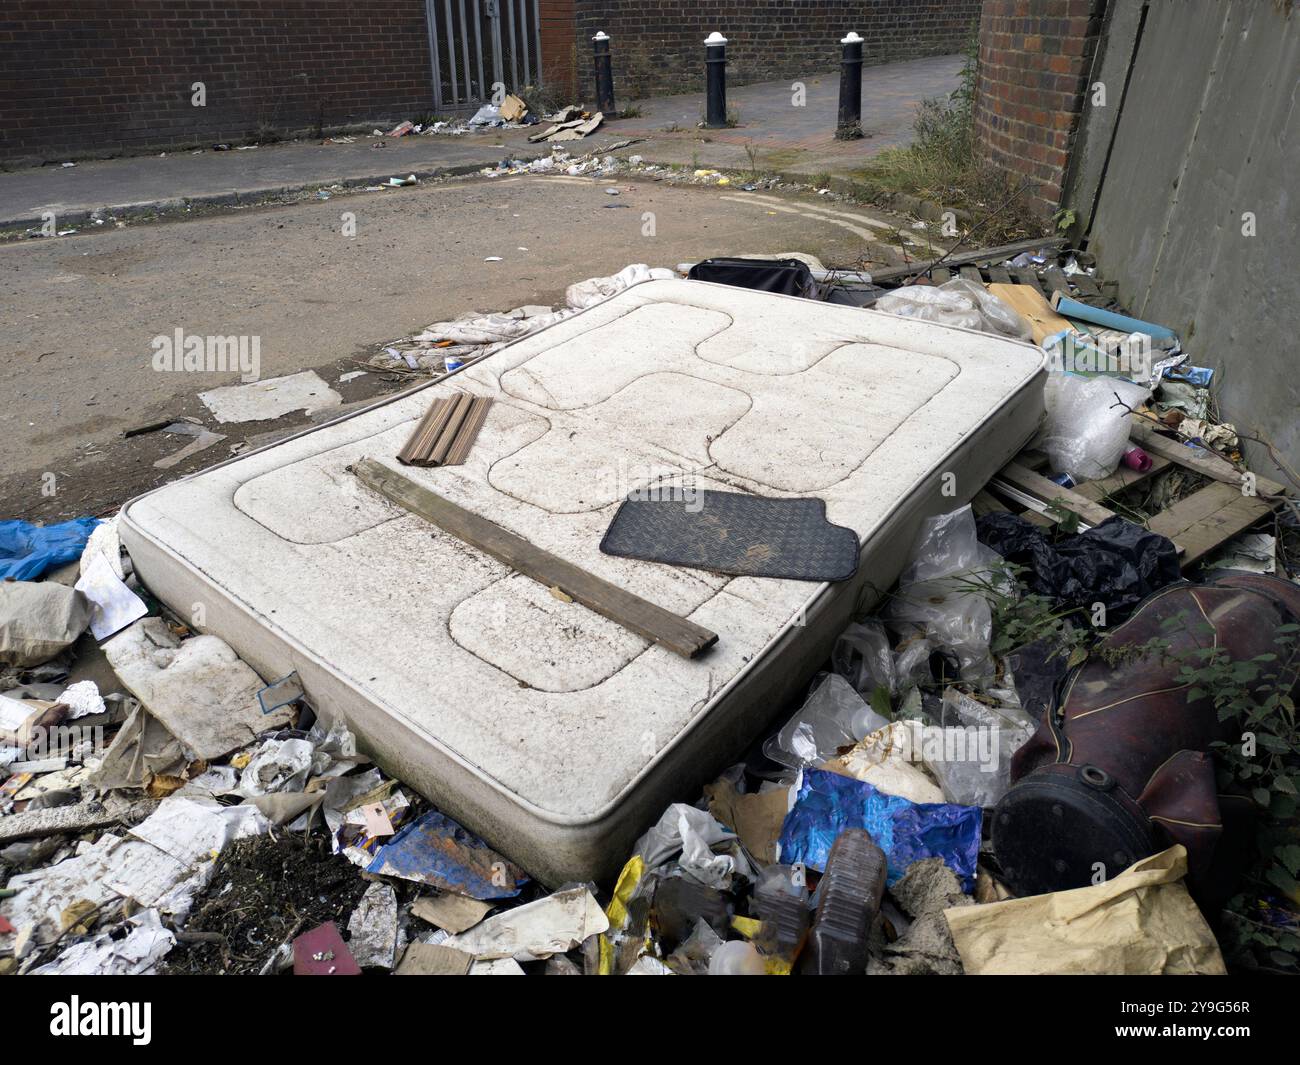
[
  {"x1": 831, "y1": 620, "x2": 896, "y2": 699},
  {"x1": 776, "y1": 768, "x2": 982, "y2": 890},
  {"x1": 976, "y1": 511, "x2": 1181, "y2": 620},
  {"x1": 762, "y1": 674, "x2": 890, "y2": 769},
  {"x1": 0, "y1": 517, "x2": 99, "y2": 582},
  {"x1": 1036, "y1": 373, "x2": 1151, "y2": 482},
  {"x1": 874, "y1": 279, "x2": 1031, "y2": 341},
  {"x1": 887, "y1": 506, "x2": 1001, "y2": 685}
]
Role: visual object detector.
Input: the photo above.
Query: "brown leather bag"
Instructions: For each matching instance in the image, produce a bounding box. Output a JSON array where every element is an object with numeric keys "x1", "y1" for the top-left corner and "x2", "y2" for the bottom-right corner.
[{"x1": 993, "y1": 571, "x2": 1300, "y2": 903}]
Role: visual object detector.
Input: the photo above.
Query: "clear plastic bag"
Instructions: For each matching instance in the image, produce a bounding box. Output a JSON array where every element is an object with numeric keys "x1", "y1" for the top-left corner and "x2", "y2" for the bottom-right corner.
[
  {"x1": 874, "y1": 279, "x2": 1032, "y2": 341},
  {"x1": 1036, "y1": 373, "x2": 1152, "y2": 482},
  {"x1": 887, "y1": 506, "x2": 1002, "y2": 685},
  {"x1": 763, "y1": 674, "x2": 890, "y2": 769},
  {"x1": 831, "y1": 620, "x2": 896, "y2": 700}
]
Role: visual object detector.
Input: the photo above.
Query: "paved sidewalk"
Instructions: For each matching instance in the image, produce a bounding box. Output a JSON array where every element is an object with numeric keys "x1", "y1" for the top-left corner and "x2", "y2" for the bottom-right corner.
[{"x1": 0, "y1": 53, "x2": 960, "y2": 228}]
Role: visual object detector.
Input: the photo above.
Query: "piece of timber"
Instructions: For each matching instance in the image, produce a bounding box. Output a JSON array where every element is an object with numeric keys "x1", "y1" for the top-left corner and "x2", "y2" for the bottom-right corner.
[
  {"x1": 398, "y1": 393, "x2": 493, "y2": 467},
  {"x1": 997, "y1": 460, "x2": 1119, "y2": 528},
  {"x1": 1129, "y1": 417, "x2": 1287, "y2": 498},
  {"x1": 1147, "y1": 482, "x2": 1274, "y2": 568},
  {"x1": 987, "y1": 283, "x2": 1074, "y2": 344},
  {"x1": 869, "y1": 236, "x2": 1067, "y2": 284},
  {"x1": 354, "y1": 458, "x2": 719, "y2": 659}
]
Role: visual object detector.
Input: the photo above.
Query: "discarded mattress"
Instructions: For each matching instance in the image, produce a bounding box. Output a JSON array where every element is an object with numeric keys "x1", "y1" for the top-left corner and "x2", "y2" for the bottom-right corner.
[{"x1": 120, "y1": 278, "x2": 1045, "y2": 886}]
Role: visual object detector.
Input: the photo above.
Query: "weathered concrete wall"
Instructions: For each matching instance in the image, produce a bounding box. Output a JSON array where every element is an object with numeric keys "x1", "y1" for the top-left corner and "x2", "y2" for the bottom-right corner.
[{"x1": 1070, "y1": 0, "x2": 1299, "y2": 475}]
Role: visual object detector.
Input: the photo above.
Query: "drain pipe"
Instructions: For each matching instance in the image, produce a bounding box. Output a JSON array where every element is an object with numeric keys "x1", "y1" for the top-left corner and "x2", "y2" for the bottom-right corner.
[
  {"x1": 592, "y1": 31, "x2": 616, "y2": 115},
  {"x1": 836, "y1": 31, "x2": 865, "y2": 140},
  {"x1": 704, "y1": 32, "x2": 728, "y2": 129}
]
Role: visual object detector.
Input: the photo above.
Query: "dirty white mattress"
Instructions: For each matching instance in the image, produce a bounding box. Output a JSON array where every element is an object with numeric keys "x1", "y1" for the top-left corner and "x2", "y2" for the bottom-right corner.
[{"x1": 120, "y1": 279, "x2": 1045, "y2": 885}]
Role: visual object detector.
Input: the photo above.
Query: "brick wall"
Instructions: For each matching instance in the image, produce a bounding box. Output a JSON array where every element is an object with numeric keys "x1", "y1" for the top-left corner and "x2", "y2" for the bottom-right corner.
[
  {"x1": 0, "y1": 0, "x2": 434, "y2": 163},
  {"x1": 571, "y1": 1, "x2": 981, "y2": 101},
  {"x1": 972, "y1": 0, "x2": 1107, "y2": 218}
]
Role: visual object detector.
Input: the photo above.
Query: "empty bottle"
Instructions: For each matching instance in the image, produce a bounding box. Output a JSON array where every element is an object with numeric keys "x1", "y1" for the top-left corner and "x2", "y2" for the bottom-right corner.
[{"x1": 804, "y1": 828, "x2": 887, "y2": 975}]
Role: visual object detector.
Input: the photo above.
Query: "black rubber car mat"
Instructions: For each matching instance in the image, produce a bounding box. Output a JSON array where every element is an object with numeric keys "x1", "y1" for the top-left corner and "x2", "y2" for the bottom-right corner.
[{"x1": 600, "y1": 489, "x2": 860, "y2": 582}]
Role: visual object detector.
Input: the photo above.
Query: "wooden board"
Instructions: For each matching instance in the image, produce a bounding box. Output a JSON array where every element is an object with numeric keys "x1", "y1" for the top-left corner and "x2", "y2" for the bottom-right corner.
[
  {"x1": 987, "y1": 283, "x2": 1075, "y2": 344},
  {"x1": 1129, "y1": 417, "x2": 1286, "y2": 498},
  {"x1": 997, "y1": 460, "x2": 1119, "y2": 528},
  {"x1": 1147, "y1": 482, "x2": 1274, "y2": 567},
  {"x1": 869, "y1": 236, "x2": 1067, "y2": 284},
  {"x1": 354, "y1": 458, "x2": 719, "y2": 659}
]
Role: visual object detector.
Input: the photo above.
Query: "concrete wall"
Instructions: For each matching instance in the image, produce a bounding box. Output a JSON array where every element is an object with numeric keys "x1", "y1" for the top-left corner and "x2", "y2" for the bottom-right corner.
[
  {"x1": 0, "y1": 0, "x2": 436, "y2": 164},
  {"x1": 1068, "y1": 0, "x2": 1300, "y2": 475},
  {"x1": 972, "y1": 0, "x2": 1108, "y2": 219},
  {"x1": 571, "y1": 0, "x2": 981, "y2": 101}
]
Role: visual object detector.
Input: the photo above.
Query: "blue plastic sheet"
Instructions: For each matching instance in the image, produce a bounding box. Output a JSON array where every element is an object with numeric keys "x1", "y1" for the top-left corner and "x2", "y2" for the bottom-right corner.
[
  {"x1": 0, "y1": 517, "x2": 99, "y2": 582},
  {"x1": 776, "y1": 768, "x2": 982, "y2": 891},
  {"x1": 365, "y1": 809, "x2": 528, "y2": 899}
]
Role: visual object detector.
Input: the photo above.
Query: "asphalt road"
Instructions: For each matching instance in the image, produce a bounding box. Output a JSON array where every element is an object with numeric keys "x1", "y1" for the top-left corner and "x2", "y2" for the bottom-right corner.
[{"x1": 0, "y1": 172, "x2": 912, "y2": 523}]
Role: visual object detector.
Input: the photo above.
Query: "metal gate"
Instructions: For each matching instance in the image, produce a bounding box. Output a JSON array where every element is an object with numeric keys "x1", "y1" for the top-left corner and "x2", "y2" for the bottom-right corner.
[{"x1": 424, "y1": 0, "x2": 543, "y2": 112}]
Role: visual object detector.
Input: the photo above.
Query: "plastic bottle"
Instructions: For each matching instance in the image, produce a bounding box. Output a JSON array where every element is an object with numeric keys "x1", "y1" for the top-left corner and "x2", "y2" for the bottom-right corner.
[{"x1": 804, "y1": 828, "x2": 888, "y2": 975}]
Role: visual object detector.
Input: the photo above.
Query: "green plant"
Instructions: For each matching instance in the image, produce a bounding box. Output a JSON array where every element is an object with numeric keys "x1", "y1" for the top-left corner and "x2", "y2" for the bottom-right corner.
[{"x1": 1053, "y1": 207, "x2": 1077, "y2": 232}]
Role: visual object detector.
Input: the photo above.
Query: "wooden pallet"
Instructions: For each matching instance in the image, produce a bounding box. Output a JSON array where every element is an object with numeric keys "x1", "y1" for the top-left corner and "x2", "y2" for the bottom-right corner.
[{"x1": 976, "y1": 416, "x2": 1286, "y2": 569}]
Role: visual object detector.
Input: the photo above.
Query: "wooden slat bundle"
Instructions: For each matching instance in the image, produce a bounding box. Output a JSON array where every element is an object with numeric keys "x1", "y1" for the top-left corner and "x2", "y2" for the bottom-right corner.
[{"x1": 397, "y1": 393, "x2": 493, "y2": 467}]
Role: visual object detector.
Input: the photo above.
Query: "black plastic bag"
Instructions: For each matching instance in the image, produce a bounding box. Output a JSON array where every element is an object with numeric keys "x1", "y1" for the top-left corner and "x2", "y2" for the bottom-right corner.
[
  {"x1": 687, "y1": 257, "x2": 817, "y2": 300},
  {"x1": 975, "y1": 513, "x2": 1181, "y2": 620}
]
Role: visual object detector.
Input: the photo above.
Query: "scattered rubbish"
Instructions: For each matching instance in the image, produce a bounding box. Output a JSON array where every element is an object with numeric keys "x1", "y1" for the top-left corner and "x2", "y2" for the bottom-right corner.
[
  {"x1": 30, "y1": 909, "x2": 174, "y2": 975},
  {"x1": 976, "y1": 512, "x2": 1181, "y2": 619},
  {"x1": 346, "y1": 882, "x2": 401, "y2": 969},
  {"x1": 887, "y1": 505, "x2": 1001, "y2": 684},
  {"x1": 945, "y1": 847, "x2": 1226, "y2": 974},
  {"x1": 152, "y1": 420, "x2": 226, "y2": 469},
  {"x1": 364, "y1": 808, "x2": 528, "y2": 899},
  {"x1": 256, "y1": 671, "x2": 305, "y2": 714},
  {"x1": 875, "y1": 279, "x2": 1031, "y2": 341},
  {"x1": 394, "y1": 942, "x2": 474, "y2": 974},
  {"x1": 777, "y1": 768, "x2": 982, "y2": 890},
  {"x1": 804, "y1": 828, "x2": 887, "y2": 974},
  {"x1": 410, "y1": 892, "x2": 493, "y2": 934},
  {"x1": 0, "y1": 517, "x2": 99, "y2": 582},
  {"x1": 1050, "y1": 292, "x2": 1176, "y2": 341},
  {"x1": 397, "y1": 393, "x2": 493, "y2": 467},
  {"x1": 292, "y1": 922, "x2": 361, "y2": 975},
  {"x1": 103, "y1": 618, "x2": 295, "y2": 760},
  {"x1": 446, "y1": 887, "x2": 608, "y2": 961},
  {"x1": 1036, "y1": 372, "x2": 1150, "y2": 481},
  {"x1": 74, "y1": 550, "x2": 148, "y2": 640},
  {"x1": 0, "y1": 582, "x2": 91, "y2": 667},
  {"x1": 763, "y1": 673, "x2": 887, "y2": 770},
  {"x1": 529, "y1": 110, "x2": 603, "y2": 142},
  {"x1": 198, "y1": 371, "x2": 342, "y2": 424},
  {"x1": 601, "y1": 490, "x2": 860, "y2": 581},
  {"x1": 871, "y1": 857, "x2": 971, "y2": 974},
  {"x1": 383, "y1": 174, "x2": 418, "y2": 187}
]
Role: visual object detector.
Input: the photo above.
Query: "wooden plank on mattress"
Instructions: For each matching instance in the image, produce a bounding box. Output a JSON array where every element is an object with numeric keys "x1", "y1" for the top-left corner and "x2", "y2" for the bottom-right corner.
[{"x1": 354, "y1": 458, "x2": 719, "y2": 659}]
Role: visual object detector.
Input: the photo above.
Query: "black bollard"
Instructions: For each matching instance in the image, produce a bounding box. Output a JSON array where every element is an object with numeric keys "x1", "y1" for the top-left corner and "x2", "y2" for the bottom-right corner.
[
  {"x1": 593, "y1": 31, "x2": 616, "y2": 115},
  {"x1": 704, "y1": 32, "x2": 728, "y2": 129},
  {"x1": 836, "y1": 31, "x2": 864, "y2": 140}
]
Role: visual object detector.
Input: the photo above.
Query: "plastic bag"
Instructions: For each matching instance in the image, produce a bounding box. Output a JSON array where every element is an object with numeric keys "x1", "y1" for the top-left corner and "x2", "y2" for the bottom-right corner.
[
  {"x1": 887, "y1": 506, "x2": 1001, "y2": 685},
  {"x1": 0, "y1": 581, "x2": 92, "y2": 667},
  {"x1": 776, "y1": 768, "x2": 982, "y2": 890},
  {"x1": 874, "y1": 279, "x2": 1032, "y2": 341},
  {"x1": 1036, "y1": 373, "x2": 1151, "y2": 482},
  {"x1": 976, "y1": 511, "x2": 1181, "y2": 620},
  {"x1": 0, "y1": 517, "x2": 99, "y2": 582},
  {"x1": 831, "y1": 620, "x2": 895, "y2": 700},
  {"x1": 763, "y1": 674, "x2": 890, "y2": 770}
]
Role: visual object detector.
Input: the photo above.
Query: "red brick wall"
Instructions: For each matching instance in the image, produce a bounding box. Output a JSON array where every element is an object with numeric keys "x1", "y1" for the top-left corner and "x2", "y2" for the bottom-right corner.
[
  {"x1": 972, "y1": 0, "x2": 1107, "y2": 218},
  {"x1": 539, "y1": 0, "x2": 577, "y2": 99},
  {"x1": 0, "y1": 0, "x2": 435, "y2": 163},
  {"x1": 571, "y1": 1, "x2": 982, "y2": 100}
]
